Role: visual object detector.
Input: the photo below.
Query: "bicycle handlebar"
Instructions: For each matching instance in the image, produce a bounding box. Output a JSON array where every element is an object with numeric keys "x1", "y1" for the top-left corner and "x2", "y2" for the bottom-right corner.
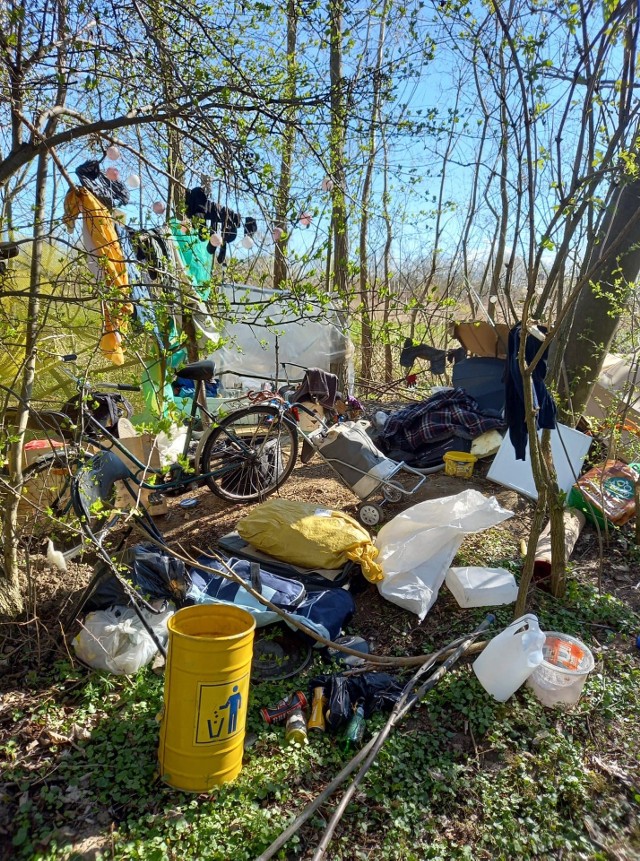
[
  {"x1": 54, "y1": 356, "x2": 140, "y2": 393},
  {"x1": 92, "y1": 381, "x2": 141, "y2": 393}
]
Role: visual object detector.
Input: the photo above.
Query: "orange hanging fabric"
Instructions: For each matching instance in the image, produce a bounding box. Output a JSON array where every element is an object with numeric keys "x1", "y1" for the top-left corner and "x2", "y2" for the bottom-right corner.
[{"x1": 64, "y1": 187, "x2": 133, "y2": 366}]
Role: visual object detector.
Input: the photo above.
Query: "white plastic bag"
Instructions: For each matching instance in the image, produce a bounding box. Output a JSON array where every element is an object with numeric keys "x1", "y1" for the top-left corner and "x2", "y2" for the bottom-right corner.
[
  {"x1": 72, "y1": 604, "x2": 174, "y2": 674},
  {"x1": 376, "y1": 490, "x2": 513, "y2": 620}
]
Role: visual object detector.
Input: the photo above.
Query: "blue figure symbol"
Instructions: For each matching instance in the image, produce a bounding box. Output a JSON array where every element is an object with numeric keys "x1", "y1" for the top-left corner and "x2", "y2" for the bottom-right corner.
[{"x1": 220, "y1": 685, "x2": 242, "y2": 735}]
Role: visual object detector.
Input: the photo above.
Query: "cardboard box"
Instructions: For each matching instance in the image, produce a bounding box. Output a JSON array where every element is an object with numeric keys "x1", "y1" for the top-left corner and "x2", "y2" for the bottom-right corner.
[{"x1": 109, "y1": 428, "x2": 168, "y2": 517}]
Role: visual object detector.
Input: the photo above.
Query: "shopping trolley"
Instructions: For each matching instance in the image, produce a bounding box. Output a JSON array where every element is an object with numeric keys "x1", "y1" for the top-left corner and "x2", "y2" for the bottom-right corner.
[{"x1": 294, "y1": 408, "x2": 427, "y2": 526}]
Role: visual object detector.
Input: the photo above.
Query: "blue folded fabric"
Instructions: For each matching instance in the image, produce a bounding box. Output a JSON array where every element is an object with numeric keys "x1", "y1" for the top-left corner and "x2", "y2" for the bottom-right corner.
[{"x1": 187, "y1": 555, "x2": 355, "y2": 644}]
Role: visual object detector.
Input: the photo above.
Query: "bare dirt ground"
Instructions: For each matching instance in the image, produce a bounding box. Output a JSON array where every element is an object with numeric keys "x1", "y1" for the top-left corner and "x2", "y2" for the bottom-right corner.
[{"x1": 4, "y1": 449, "x2": 638, "y2": 675}]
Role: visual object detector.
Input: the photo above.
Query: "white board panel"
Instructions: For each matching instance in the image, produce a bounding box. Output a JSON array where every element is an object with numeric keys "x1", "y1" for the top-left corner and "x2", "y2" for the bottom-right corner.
[{"x1": 487, "y1": 424, "x2": 592, "y2": 500}]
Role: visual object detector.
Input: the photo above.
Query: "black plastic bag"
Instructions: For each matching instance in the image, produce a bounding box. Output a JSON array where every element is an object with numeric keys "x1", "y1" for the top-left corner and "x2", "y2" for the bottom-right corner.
[
  {"x1": 310, "y1": 672, "x2": 404, "y2": 729},
  {"x1": 83, "y1": 544, "x2": 190, "y2": 613},
  {"x1": 62, "y1": 391, "x2": 133, "y2": 438}
]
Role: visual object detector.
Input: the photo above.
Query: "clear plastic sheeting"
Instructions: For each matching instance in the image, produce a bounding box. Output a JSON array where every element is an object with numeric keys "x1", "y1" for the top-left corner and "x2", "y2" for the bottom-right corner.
[
  {"x1": 375, "y1": 490, "x2": 513, "y2": 620},
  {"x1": 208, "y1": 283, "x2": 354, "y2": 391}
]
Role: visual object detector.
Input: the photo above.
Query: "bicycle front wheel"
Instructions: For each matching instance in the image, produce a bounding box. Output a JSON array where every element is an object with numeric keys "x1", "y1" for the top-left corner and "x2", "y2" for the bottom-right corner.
[
  {"x1": 18, "y1": 449, "x2": 81, "y2": 548},
  {"x1": 199, "y1": 405, "x2": 299, "y2": 502}
]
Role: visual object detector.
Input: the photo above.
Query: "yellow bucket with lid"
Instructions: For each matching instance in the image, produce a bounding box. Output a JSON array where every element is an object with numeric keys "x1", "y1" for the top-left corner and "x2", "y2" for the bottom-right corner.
[
  {"x1": 443, "y1": 451, "x2": 478, "y2": 479},
  {"x1": 158, "y1": 604, "x2": 256, "y2": 792}
]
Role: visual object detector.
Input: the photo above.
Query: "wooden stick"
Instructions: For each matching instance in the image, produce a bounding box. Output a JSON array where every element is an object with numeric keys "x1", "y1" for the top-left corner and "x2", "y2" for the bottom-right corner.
[
  {"x1": 310, "y1": 615, "x2": 494, "y2": 861},
  {"x1": 256, "y1": 617, "x2": 494, "y2": 861}
]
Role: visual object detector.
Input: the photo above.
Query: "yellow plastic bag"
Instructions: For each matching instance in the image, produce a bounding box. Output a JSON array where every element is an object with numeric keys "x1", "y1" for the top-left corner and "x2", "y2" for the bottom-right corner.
[{"x1": 236, "y1": 500, "x2": 383, "y2": 583}]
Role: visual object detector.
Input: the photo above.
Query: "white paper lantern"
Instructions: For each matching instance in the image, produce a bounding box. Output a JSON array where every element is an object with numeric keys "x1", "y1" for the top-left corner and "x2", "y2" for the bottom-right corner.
[
  {"x1": 208, "y1": 232, "x2": 223, "y2": 248},
  {"x1": 272, "y1": 227, "x2": 283, "y2": 242},
  {"x1": 126, "y1": 174, "x2": 141, "y2": 189},
  {"x1": 241, "y1": 236, "x2": 254, "y2": 249},
  {"x1": 299, "y1": 211, "x2": 312, "y2": 227},
  {"x1": 152, "y1": 201, "x2": 166, "y2": 215},
  {"x1": 489, "y1": 295, "x2": 498, "y2": 304},
  {"x1": 321, "y1": 176, "x2": 334, "y2": 192},
  {"x1": 106, "y1": 145, "x2": 121, "y2": 161}
]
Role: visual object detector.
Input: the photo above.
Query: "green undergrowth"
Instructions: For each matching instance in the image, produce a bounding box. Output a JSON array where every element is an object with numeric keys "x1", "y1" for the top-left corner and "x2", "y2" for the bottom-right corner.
[{"x1": 3, "y1": 575, "x2": 640, "y2": 861}]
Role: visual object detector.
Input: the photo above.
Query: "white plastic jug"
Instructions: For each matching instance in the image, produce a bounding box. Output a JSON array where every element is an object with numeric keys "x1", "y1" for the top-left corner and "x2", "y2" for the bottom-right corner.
[{"x1": 473, "y1": 614, "x2": 545, "y2": 702}]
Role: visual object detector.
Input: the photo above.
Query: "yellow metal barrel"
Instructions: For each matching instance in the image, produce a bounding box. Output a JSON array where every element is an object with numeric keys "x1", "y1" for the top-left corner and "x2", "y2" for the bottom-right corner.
[{"x1": 158, "y1": 604, "x2": 256, "y2": 791}]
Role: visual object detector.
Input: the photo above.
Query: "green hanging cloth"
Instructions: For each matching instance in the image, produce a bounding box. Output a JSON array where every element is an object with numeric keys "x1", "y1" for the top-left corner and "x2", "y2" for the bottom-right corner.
[{"x1": 169, "y1": 218, "x2": 212, "y2": 298}]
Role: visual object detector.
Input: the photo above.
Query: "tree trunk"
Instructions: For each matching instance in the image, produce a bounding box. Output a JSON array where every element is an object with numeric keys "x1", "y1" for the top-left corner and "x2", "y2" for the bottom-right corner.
[
  {"x1": 358, "y1": 2, "x2": 388, "y2": 386},
  {"x1": 382, "y1": 134, "x2": 393, "y2": 384},
  {"x1": 273, "y1": 0, "x2": 298, "y2": 293},
  {"x1": 328, "y1": 0, "x2": 349, "y2": 386},
  {"x1": 329, "y1": 0, "x2": 349, "y2": 302},
  {"x1": 1, "y1": 153, "x2": 49, "y2": 616},
  {"x1": 556, "y1": 175, "x2": 640, "y2": 417}
]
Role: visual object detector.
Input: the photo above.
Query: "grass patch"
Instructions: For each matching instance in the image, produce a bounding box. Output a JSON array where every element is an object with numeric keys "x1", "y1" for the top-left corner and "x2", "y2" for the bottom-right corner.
[{"x1": 3, "y1": 568, "x2": 640, "y2": 860}]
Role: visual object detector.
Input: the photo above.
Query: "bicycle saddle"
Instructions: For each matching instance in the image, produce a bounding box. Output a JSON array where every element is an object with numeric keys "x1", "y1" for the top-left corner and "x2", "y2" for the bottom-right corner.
[{"x1": 176, "y1": 359, "x2": 215, "y2": 382}]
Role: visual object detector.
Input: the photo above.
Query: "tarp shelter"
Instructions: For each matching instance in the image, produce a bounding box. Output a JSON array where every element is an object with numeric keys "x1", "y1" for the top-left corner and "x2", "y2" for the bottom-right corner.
[
  {"x1": 585, "y1": 353, "x2": 640, "y2": 422},
  {"x1": 206, "y1": 283, "x2": 354, "y2": 390}
]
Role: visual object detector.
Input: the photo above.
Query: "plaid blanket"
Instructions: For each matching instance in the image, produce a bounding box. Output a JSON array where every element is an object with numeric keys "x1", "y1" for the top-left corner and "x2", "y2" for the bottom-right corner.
[{"x1": 379, "y1": 388, "x2": 504, "y2": 453}]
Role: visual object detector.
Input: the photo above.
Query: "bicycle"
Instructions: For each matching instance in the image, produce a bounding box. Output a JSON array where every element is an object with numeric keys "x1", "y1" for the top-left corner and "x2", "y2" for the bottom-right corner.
[
  {"x1": 0, "y1": 355, "x2": 300, "y2": 546},
  {"x1": 197, "y1": 364, "x2": 427, "y2": 525}
]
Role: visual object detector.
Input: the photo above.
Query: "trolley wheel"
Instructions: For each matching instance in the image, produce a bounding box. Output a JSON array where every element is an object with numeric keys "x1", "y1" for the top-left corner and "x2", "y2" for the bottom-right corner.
[
  {"x1": 359, "y1": 503, "x2": 383, "y2": 527},
  {"x1": 199, "y1": 405, "x2": 299, "y2": 502},
  {"x1": 382, "y1": 481, "x2": 403, "y2": 503}
]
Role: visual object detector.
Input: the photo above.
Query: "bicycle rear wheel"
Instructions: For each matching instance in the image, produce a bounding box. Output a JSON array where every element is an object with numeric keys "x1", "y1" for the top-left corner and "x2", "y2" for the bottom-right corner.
[{"x1": 199, "y1": 405, "x2": 299, "y2": 502}]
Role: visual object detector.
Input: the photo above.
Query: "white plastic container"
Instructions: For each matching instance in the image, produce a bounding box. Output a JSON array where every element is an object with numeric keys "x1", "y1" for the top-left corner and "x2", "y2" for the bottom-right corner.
[
  {"x1": 206, "y1": 394, "x2": 256, "y2": 425},
  {"x1": 445, "y1": 566, "x2": 518, "y2": 608},
  {"x1": 473, "y1": 614, "x2": 545, "y2": 702},
  {"x1": 526, "y1": 632, "x2": 595, "y2": 708}
]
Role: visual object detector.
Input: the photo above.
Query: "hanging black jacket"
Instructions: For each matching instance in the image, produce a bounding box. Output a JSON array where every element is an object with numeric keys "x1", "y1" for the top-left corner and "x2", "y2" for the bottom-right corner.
[{"x1": 504, "y1": 323, "x2": 557, "y2": 460}]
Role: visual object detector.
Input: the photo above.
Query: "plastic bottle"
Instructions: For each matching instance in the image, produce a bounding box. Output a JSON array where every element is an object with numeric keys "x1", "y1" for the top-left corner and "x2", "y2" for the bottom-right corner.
[
  {"x1": 285, "y1": 708, "x2": 308, "y2": 746},
  {"x1": 472, "y1": 614, "x2": 545, "y2": 702},
  {"x1": 342, "y1": 704, "x2": 366, "y2": 752},
  {"x1": 308, "y1": 686, "x2": 327, "y2": 732}
]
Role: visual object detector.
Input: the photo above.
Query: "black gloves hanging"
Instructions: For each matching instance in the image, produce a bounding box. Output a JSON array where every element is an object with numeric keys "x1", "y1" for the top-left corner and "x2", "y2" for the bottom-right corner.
[
  {"x1": 76, "y1": 160, "x2": 130, "y2": 209},
  {"x1": 185, "y1": 187, "x2": 256, "y2": 264}
]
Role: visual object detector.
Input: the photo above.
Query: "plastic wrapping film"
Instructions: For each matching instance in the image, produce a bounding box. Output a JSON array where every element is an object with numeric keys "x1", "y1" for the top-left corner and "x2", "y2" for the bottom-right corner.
[{"x1": 207, "y1": 284, "x2": 354, "y2": 391}]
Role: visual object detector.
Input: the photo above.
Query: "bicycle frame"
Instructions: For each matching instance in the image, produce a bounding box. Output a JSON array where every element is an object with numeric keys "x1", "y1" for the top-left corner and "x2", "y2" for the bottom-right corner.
[{"x1": 77, "y1": 396, "x2": 257, "y2": 494}]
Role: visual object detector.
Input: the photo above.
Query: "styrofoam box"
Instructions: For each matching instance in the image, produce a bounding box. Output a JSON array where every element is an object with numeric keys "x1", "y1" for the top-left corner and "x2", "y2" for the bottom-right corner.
[
  {"x1": 445, "y1": 566, "x2": 518, "y2": 608},
  {"x1": 206, "y1": 394, "x2": 256, "y2": 425}
]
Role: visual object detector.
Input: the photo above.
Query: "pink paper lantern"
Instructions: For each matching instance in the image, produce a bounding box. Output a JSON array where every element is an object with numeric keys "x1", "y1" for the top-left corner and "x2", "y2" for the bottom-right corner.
[
  {"x1": 241, "y1": 236, "x2": 254, "y2": 249},
  {"x1": 152, "y1": 201, "x2": 166, "y2": 215},
  {"x1": 272, "y1": 227, "x2": 283, "y2": 242},
  {"x1": 208, "y1": 232, "x2": 223, "y2": 248},
  {"x1": 321, "y1": 176, "x2": 334, "y2": 192},
  {"x1": 299, "y1": 211, "x2": 312, "y2": 227},
  {"x1": 126, "y1": 174, "x2": 141, "y2": 189},
  {"x1": 105, "y1": 167, "x2": 120, "y2": 181},
  {"x1": 106, "y1": 145, "x2": 120, "y2": 161}
]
